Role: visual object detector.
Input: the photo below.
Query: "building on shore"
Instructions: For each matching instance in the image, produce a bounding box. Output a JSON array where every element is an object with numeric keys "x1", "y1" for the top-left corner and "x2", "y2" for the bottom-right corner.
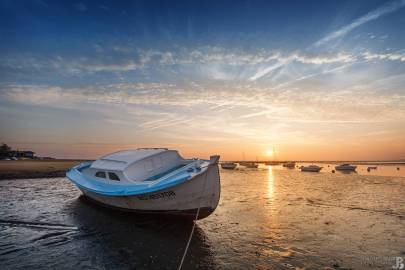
[{"x1": 0, "y1": 143, "x2": 36, "y2": 159}]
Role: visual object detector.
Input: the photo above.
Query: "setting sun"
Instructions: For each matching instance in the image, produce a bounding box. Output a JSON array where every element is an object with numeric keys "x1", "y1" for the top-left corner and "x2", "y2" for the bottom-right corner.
[{"x1": 266, "y1": 148, "x2": 274, "y2": 156}]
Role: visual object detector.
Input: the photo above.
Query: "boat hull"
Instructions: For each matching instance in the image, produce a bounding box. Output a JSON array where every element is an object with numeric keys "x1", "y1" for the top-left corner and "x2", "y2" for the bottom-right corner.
[
  {"x1": 221, "y1": 163, "x2": 237, "y2": 170},
  {"x1": 245, "y1": 165, "x2": 258, "y2": 168},
  {"x1": 300, "y1": 167, "x2": 322, "y2": 172},
  {"x1": 242, "y1": 162, "x2": 258, "y2": 168},
  {"x1": 78, "y1": 163, "x2": 221, "y2": 220},
  {"x1": 335, "y1": 166, "x2": 357, "y2": 171}
]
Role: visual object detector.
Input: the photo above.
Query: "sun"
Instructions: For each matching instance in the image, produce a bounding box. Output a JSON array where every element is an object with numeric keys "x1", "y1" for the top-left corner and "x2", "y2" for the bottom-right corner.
[{"x1": 265, "y1": 148, "x2": 274, "y2": 156}]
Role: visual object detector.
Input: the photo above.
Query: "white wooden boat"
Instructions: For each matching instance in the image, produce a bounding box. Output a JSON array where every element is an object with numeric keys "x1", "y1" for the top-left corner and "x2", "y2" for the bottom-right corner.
[
  {"x1": 335, "y1": 164, "x2": 357, "y2": 171},
  {"x1": 300, "y1": 165, "x2": 322, "y2": 172},
  {"x1": 66, "y1": 148, "x2": 220, "y2": 220}
]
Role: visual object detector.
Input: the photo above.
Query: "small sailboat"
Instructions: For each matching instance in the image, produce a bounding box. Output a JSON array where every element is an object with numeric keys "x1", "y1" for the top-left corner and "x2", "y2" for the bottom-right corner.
[
  {"x1": 238, "y1": 151, "x2": 259, "y2": 168},
  {"x1": 239, "y1": 161, "x2": 258, "y2": 168},
  {"x1": 283, "y1": 162, "x2": 296, "y2": 168},
  {"x1": 300, "y1": 165, "x2": 322, "y2": 172},
  {"x1": 66, "y1": 148, "x2": 221, "y2": 220},
  {"x1": 335, "y1": 164, "x2": 357, "y2": 171},
  {"x1": 221, "y1": 162, "x2": 237, "y2": 170}
]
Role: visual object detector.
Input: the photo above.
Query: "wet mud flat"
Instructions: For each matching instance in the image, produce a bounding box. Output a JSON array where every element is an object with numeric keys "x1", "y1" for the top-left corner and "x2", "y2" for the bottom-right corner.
[{"x1": 0, "y1": 169, "x2": 404, "y2": 269}]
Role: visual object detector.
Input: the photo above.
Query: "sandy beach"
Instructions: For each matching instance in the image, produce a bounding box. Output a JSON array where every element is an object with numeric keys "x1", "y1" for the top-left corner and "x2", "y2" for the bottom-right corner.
[{"x1": 0, "y1": 160, "x2": 86, "y2": 180}]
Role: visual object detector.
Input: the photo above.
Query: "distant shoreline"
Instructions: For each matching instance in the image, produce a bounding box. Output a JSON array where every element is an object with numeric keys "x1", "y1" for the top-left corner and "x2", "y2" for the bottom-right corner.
[
  {"x1": 0, "y1": 160, "x2": 90, "y2": 180},
  {"x1": 1, "y1": 159, "x2": 404, "y2": 180},
  {"x1": 223, "y1": 161, "x2": 405, "y2": 165}
]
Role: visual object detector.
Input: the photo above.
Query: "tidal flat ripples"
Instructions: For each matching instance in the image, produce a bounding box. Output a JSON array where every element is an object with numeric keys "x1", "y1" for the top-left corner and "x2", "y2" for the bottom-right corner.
[{"x1": 0, "y1": 169, "x2": 404, "y2": 269}]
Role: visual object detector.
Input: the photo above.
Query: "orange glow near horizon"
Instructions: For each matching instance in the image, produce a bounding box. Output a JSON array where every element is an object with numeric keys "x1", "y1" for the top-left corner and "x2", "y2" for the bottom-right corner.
[
  {"x1": 7, "y1": 137, "x2": 405, "y2": 161},
  {"x1": 265, "y1": 148, "x2": 274, "y2": 157}
]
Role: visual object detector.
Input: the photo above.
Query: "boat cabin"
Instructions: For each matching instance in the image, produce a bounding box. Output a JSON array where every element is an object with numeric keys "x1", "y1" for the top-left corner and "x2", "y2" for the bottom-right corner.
[{"x1": 83, "y1": 148, "x2": 189, "y2": 183}]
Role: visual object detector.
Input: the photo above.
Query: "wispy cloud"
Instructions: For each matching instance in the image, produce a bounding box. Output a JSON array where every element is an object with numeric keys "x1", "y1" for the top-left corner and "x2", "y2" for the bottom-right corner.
[
  {"x1": 1, "y1": 47, "x2": 403, "y2": 85},
  {"x1": 1, "y1": 47, "x2": 355, "y2": 76},
  {"x1": 249, "y1": 52, "x2": 355, "y2": 81},
  {"x1": 2, "y1": 82, "x2": 405, "y2": 124},
  {"x1": 272, "y1": 61, "x2": 360, "y2": 89},
  {"x1": 363, "y1": 51, "x2": 405, "y2": 62},
  {"x1": 249, "y1": 62, "x2": 286, "y2": 81},
  {"x1": 315, "y1": 0, "x2": 405, "y2": 46},
  {"x1": 2, "y1": 81, "x2": 405, "y2": 158}
]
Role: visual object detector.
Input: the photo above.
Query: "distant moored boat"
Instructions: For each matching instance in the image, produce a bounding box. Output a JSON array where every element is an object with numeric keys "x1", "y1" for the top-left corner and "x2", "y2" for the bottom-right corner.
[
  {"x1": 335, "y1": 164, "x2": 357, "y2": 171},
  {"x1": 283, "y1": 162, "x2": 296, "y2": 168},
  {"x1": 242, "y1": 162, "x2": 259, "y2": 168},
  {"x1": 300, "y1": 165, "x2": 322, "y2": 172},
  {"x1": 221, "y1": 162, "x2": 237, "y2": 170},
  {"x1": 367, "y1": 166, "x2": 377, "y2": 172}
]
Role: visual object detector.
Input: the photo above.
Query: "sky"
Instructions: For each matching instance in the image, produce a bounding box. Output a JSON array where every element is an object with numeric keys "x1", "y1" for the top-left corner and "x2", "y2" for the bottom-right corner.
[{"x1": 0, "y1": 0, "x2": 405, "y2": 160}]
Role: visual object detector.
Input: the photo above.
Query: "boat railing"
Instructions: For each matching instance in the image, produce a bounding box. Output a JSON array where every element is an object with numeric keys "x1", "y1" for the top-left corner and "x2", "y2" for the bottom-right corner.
[
  {"x1": 147, "y1": 159, "x2": 206, "y2": 187},
  {"x1": 73, "y1": 161, "x2": 93, "y2": 172}
]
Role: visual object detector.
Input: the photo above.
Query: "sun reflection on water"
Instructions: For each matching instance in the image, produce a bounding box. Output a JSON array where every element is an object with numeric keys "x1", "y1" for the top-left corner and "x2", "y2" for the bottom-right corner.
[{"x1": 267, "y1": 166, "x2": 274, "y2": 200}]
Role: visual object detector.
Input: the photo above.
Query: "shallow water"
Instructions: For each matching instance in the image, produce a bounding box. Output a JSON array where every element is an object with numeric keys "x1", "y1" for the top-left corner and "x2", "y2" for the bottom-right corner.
[{"x1": 0, "y1": 168, "x2": 404, "y2": 269}]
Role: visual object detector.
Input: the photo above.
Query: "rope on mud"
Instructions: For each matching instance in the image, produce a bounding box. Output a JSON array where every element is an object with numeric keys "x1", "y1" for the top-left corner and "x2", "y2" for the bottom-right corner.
[{"x1": 177, "y1": 164, "x2": 210, "y2": 270}]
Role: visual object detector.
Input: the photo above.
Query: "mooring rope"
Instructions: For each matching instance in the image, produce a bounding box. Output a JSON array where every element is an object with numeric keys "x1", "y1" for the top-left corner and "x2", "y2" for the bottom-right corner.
[{"x1": 177, "y1": 164, "x2": 210, "y2": 270}]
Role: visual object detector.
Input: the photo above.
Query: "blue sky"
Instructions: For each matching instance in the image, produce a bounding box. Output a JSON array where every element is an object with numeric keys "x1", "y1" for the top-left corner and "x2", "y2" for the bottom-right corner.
[{"x1": 0, "y1": 0, "x2": 405, "y2": 160}]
